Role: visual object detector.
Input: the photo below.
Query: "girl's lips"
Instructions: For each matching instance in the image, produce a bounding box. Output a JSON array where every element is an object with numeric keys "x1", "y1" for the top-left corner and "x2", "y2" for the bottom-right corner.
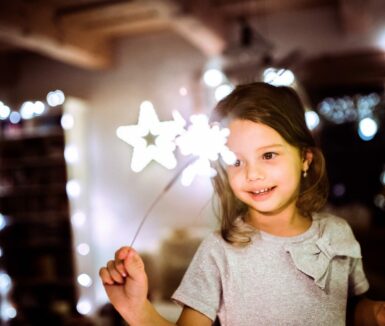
[{"x1": 247, "y1": 186, "x2": 276, "y2": 201}]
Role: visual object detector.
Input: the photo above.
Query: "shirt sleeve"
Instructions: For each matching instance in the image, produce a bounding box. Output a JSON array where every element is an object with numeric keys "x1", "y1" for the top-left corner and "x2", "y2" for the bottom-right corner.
[
  {"x1": 349, "y1": 257, "x2": 370, "y2": 296},
  {"x1": 171, "y1": 233, "x2": 223, "y2": 321}
]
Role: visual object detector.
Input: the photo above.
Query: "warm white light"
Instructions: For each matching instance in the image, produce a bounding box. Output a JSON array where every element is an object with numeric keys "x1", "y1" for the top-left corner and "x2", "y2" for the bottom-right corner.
[
  {"x1": 9, "y1": 111, "x2": 21, "y2": 124},
  {"x1": 181, "y1": 158, "x2": 217, "y2": 186},
  {"x1": 64, "y1": 145, "x2": 79, "y2": 164},
  {"x1": 215, "y1": 84, "x2": 233, "y2": 101},
  {"x1": 377, "y1": 29, "x2": 385, "y2": 51},
  {"x1": 47, "y1": 90, "x2": 65, "y2": 107},
  {"x1": 380, "y1": 171, "x2": 385, "y2": 185},
  {"x1": 66, "y1": 180, "x2": 81, "y2": 198},
  {"x1": 374, "y1": 194, "x2": 385, "y2": 209},
  {"x1": 76, "y1": 299, "x2": 92, "y2": 315},
  {"x1": 263, "y1": 68, "x2": 295, "y2": 86},
  {"x1": 172, "y1": 110, "x2": 186, "y2": 128},
  {"x1": 176, "y1": 115, "x2": 235, "y2": 185},
  {"x1": 4, "y1": 306, "x2": 16, "y2": 319},
  {"x1": 0, "y1": 271, "x2": 11, "y2": 295},
  {"x1": 358, "y1": 117, "x2": 378, "y2": 141},
  {"x1": 34, "y1": 101, "x2": 45, "y2": 115},
  {"x1": 179, "y1": 87, "x2": 188, "y2": 96},
  {"x1": 77, "y1": 243, "x2": 90, "y2": 256},
  {"x1": 0, "y1": 102, "x2": 11, "y2": 120},
  {"x1": 319, "y1": 94, "x2": 379, "y2": 124},
  {"x1": 0, "y1": 301, "x2": 16, "y2": 321},
  {"x1": 117, "y1": 103, "x2": 184, "y2": 172},
  {"x1": 77, "y1": 273, "x2": 92, "y2": 287},
  {"x1": 203, "y1": 69, "x2": 225, "y2": 87},
  {"x1": 20, "y1": 101, "x2": 35, "y2": 119},
  {"x1": 71, "y1": 211, "x2": 86, "y2": 227},
  {"x1": 61, "y1": 113, "x2": 74, "y2": 130},
  {"x1": 305, "y1": 111, "x2": 320, "y2": 130},
  {"x1": 0, "y1": 213, "x2": 6, "y2": 231}
]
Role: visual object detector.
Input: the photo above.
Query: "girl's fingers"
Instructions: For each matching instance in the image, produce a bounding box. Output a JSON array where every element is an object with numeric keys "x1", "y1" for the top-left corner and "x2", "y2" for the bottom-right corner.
[
  {"x1": 123, "y1": 249, "x2": 146, "y2": 283},
  {"x1": 116, "y1": 246, "x2": 131, "y2": 260},
  {"x1": 114, "y1": 247, "x2": 130, "y2": 277},
  {"x1": 107, "y1": 260, "x2": 125, "y2": 284},
  {"x1": 99, "y1": 267, "x2": 114, "y2": 285}
]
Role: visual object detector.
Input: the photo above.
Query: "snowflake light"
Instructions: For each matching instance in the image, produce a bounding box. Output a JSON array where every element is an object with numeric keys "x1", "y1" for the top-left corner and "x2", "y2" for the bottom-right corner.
[
  {"x1": 176, "y1": 114, "x2": 236, "y2": 186},
  {"x1": 116, "y1": 101, "x2": 184, "y2": 172}
]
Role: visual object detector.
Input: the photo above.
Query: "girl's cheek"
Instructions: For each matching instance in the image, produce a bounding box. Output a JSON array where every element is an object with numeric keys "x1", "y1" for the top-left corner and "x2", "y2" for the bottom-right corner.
[{"x1": 228, "y1": 173, "x2": 243, "y2": 189}]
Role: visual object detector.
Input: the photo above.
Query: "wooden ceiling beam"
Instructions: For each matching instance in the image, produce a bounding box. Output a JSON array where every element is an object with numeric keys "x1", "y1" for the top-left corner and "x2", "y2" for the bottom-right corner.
[
  {"x1": 0, "y1": 0, "x2": 228, "y2": 68},
  {"x1": 170, "y1": 0, "x2": 227, "y2": 56},
  {"x1": 58, "y1": 0, "x2": 172, "y2": 37},
  {"x1": 171, "y1": 16, "x2": 227, "y2": 56},
  {"x1": 0, "y1": 2, "x2": 111, "y2": 69},
  {"x1": 60, "y1": 0, "x2": 227, "y2": 56},
  {"x1": 338, "y1": 0, "x2": 371, "y2": 35}
]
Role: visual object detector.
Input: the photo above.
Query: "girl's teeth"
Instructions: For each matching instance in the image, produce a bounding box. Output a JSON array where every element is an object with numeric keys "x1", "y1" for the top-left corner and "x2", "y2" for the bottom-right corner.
[{"x1": 253, "y1": 188, "x2": 270, "y2": 194}]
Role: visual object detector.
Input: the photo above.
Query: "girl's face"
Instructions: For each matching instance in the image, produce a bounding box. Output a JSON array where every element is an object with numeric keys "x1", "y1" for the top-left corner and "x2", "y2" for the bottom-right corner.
[{"x1": 226, "y1": 119, "x2": 309, "y2": 218}]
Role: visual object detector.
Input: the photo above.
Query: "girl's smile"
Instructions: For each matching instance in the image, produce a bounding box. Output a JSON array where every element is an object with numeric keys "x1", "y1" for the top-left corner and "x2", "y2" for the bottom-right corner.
[{"x1": 247, "y1": 186, "x2": 277, "y2": 201}]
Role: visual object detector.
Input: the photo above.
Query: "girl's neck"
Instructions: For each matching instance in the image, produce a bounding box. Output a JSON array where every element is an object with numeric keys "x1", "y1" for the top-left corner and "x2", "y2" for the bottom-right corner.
[{"x1": 245, "y1": 207, "x2": 312, "y2": 237}]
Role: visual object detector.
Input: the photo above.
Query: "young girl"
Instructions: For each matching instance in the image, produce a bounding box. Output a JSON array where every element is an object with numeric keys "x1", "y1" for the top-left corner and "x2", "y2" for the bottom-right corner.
[{"x1": 99, "y1": 82, "x2": 385, "y2": 325}]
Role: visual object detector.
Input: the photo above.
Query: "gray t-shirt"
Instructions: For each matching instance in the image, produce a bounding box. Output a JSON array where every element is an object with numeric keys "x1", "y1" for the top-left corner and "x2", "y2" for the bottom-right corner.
[{"x1": 172, "y1": 213, "x2": 369, "y2": 325}]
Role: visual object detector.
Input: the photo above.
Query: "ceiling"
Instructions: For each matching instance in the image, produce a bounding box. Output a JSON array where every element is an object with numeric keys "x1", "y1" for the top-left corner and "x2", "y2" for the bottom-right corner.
[
  {"x1": 0, "y1": 0, "x2": 348, "y2": 69},
  {"x1": 0, "y1": 0, "x2": 384, "y2": 94}
]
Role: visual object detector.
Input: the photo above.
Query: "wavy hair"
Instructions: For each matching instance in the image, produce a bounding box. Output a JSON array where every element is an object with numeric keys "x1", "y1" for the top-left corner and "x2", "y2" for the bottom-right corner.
[{"x1": 211, "y1": 82, "x2": 329, "y2": 246}]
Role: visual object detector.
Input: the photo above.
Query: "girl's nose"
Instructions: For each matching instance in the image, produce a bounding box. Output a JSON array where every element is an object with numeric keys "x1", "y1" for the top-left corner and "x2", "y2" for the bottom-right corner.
[{"x1": 246, "y1": 165, "x2": 265, "y2": 181}]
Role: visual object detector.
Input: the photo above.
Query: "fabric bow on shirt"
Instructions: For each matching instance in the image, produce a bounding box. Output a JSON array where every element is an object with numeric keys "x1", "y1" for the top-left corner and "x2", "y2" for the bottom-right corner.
[{"x1": 284, "y1": 233, "x2": 362, "y2": 290}]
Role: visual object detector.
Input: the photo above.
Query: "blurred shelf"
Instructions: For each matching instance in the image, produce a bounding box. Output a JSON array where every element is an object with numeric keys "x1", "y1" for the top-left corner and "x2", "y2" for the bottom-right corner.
[
  {"x1": 0, "y1": 153, "x2": 65, "y2": 170},
  {"x1": 0, "y1": 127, "x2": 64, "y2": 143},
  {"x1": 2, "y1": 210, "x2": 70, "y2": 222},
  {"x1": 0, "y1": 106, "x2": 77, "y2": 322},
  {"x1": 14, "y1": 277, "x2": 74, "y2": 287},
  {"x1": 0, "y1": 183, "x2": 67, "y2": 197}
]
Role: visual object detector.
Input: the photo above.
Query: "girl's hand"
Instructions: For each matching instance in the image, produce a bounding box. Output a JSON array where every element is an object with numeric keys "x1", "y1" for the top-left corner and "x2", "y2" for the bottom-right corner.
[
  {"x1": 375, "y1": 301, "x2": 385, "y2": 326},
  {"x1": 99, "y1": 247, "x2": 149, "y2": 322}
]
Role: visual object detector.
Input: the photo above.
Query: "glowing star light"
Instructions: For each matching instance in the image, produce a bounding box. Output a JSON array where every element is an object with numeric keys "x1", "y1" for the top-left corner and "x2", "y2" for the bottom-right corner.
[
  {"x1": 176, "y1": 114, "x2": 236, "y2": 186},
  {"x1": 116, "y1": 101, "x2": 184, "y2": 172}
]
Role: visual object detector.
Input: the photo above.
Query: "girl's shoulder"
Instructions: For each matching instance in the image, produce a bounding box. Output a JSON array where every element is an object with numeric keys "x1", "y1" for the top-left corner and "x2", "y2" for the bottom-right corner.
[
  {"x1": 312, "y1": 211, "x2": 361, "y2": 255},
  {"x1": 200, "y1": 231, "x2": 227, "y2": 249},
  {"x1": 313, "y1": 211, "x2": 356, "y2": 236},
  {"x1": 197, "y1": 231, "x2": 240, "y2": 256}
]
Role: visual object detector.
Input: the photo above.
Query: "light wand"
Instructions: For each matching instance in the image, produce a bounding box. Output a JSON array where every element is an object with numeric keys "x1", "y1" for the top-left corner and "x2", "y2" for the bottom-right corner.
[{"x1": 129, "y1": 158, "x2": 196, "y2": 247}]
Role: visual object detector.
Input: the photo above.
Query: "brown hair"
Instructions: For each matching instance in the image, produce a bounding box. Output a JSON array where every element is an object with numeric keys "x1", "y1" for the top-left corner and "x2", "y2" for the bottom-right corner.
[{"x1": 211, "y1": 82, "x2": 329, "y2": 246}]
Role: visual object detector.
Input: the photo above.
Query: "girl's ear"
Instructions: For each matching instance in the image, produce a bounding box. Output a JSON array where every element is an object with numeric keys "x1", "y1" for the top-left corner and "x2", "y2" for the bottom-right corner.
[{"x1": 302, "y1": 149, "x2": 313, "y2": 171}]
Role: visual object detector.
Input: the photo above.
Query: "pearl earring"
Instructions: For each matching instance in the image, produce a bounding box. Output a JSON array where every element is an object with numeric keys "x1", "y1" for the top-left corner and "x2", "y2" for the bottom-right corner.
[{"x1": 303, "y1": 170, "x2": 308, "y2": 178}]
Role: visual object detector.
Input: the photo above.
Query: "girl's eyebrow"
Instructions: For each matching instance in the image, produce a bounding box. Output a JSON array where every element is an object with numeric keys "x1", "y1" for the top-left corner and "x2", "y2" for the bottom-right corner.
[{"x1": 257, "y1": 144, "x2": 284, "y2": 151}]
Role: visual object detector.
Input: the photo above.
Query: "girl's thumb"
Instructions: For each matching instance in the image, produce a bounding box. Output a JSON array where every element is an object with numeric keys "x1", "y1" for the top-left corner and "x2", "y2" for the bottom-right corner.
[{"x1": 123, "y1": 250, "x2": 146, "y2": 281}]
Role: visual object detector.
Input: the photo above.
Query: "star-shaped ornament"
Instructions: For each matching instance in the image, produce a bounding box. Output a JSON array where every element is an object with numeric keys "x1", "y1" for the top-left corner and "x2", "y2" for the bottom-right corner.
[
  {"x1": 116, "y1": 101, "x2": 184, "y2": 172},
  {"x1": 175, "y1": 114, "x2": 236, "y2": 186}
]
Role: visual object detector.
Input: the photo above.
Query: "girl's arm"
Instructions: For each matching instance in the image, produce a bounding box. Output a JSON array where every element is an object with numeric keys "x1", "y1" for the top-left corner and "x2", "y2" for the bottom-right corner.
[
  {"x1": 99, "y1": 246, "x2": 212, "y2": 326},
  {"x1": 117, "y1": 300, "x2": 212, "y2": 326},
  {"x1": 350, "y1": 296, "x2": 385, "y2": 326}
]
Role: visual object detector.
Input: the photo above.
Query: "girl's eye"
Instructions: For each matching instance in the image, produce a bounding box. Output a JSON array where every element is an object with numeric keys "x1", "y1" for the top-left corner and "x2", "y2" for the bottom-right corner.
[
  {"x1": 233, "y1": 159, "x2": 241, "y2": 167},
  {"x1": 263, "y1": 152, "x2": 277, "y2": 160}
]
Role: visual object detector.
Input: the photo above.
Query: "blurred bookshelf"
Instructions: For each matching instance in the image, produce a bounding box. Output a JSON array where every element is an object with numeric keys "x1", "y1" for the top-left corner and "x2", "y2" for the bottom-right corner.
[{"x1": 0, "y1": 107, "x2": 80, "y2": 325}]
